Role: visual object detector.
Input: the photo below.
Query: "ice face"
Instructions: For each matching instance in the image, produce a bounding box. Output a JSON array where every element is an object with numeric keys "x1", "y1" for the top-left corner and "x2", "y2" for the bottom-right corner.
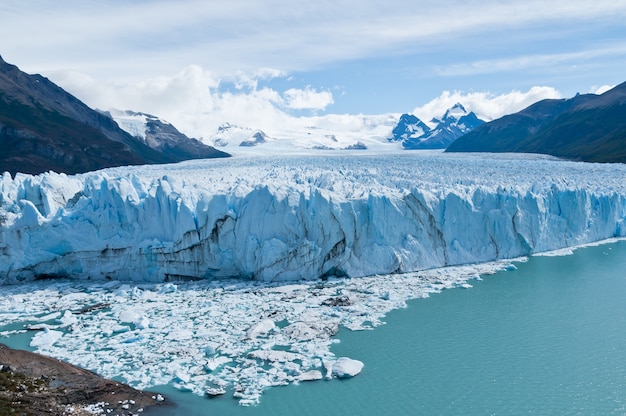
[{"x1": 1, "y1": 152, "x2": 626, "y2": 284}]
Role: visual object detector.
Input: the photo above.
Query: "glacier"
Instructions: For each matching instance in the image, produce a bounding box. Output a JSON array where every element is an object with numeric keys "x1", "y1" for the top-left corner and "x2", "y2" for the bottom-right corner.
[
  {"x1": 2, "y1": 150, "x2": 626, "y2": 405},
  {"x1": 1, "y1": 152, "x2": 626, "y2": 284}
]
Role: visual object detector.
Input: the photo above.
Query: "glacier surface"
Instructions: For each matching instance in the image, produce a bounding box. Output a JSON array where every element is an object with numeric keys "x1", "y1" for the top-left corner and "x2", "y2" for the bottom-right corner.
[{"x1": 1, "y1": 152, "x2": 626, "y2": 284}]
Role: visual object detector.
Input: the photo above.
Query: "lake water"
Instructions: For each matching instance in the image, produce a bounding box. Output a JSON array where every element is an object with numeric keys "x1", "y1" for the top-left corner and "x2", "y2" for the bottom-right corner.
[
  {"x1": 3, "y1": 240, "x2": 626, "y2": 415},
  {"x1": 153, "y1": 240, "x2": 626, "y2": 415}
]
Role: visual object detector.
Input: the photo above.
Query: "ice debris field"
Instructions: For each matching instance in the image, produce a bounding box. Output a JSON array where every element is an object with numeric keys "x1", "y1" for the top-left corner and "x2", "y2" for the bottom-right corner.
[
  {"x1": 1, "y1": 152, "x2": 626, "y2": 404},
  {"x1": 0, "y1": 260, "x2": 519, "y2": 405}
]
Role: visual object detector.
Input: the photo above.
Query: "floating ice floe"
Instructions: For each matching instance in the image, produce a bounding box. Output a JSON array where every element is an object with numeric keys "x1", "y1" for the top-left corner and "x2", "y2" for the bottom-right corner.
[
  {"x1": 332, "y1": 357, "x2": 364, "y2": 378},
  {"x1": 0, "y1": 259, "x2": 521, "y2": 405}
]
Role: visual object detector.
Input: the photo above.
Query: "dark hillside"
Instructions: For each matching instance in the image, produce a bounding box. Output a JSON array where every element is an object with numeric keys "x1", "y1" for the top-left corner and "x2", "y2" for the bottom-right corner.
[
  {"x1": 446, "y1": 82, "x2": 626, "y2": 163},
  {"x1": 0, "y1": 55, "x2": 228, "y2": 176}
]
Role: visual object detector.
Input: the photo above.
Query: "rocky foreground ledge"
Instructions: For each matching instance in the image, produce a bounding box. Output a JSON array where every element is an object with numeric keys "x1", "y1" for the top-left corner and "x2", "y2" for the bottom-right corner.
[{"x1": 0, "y1": 344, "x2": 168, "y2": 415}]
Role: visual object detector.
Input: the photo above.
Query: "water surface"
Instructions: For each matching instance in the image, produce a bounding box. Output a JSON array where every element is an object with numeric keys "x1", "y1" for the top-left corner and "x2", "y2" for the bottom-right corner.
[
  {"x1": 158, "y1": 240, "x2": 626, "y2": 415},
  {"x1": 2, "y1": 241, "x2": 626, "y2": 415}
]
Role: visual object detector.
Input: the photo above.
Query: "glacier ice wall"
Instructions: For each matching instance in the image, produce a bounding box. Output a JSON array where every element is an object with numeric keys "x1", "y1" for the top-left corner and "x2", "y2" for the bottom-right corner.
[{"x1": 1, "y1": 153, "x2": 625, "y2": 284}]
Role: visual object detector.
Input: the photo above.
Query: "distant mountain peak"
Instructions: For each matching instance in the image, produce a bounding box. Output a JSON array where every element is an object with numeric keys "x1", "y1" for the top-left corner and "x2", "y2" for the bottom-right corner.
[
  {"x1": 388, "y1": 114, "x2": 431, "y2": 142},
  {"x1": 239, "y1": 130, "x2": 269, "y2": 147},
  {"x1": 442, "y1": 103, "x2": 468, "y2": 120},
  {"x1": 389, "y1": 104, "x2": 484, "y2": 150},
  {"x1": 107, "y1": 109, "x2": 229, "y2": 160}
]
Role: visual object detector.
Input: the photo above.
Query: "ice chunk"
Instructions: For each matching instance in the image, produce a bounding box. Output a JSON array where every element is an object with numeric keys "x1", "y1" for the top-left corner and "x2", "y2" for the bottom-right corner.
[
  {"x1": 174, "y1": 370, "x2": 191, "y2": 384},
  {"x1": 331, "y1": 357, "x2": 364, "y2": 378},
  {"x1": 247, "y1": 350, "x2": 302, "y2": 363},
  {"x1": 38, "y1": 312, "x2": 62, "y2": 321},
  {"x1": 59, "y1": 310, "x2": 78, "y2": 326},
  {"x1": 205, "y1": 356, "x2": 232, "y2": 372},
  {"x1": 174, "y1": 383, "x2": 194, "y2": 392},
  {"x1": 282, "y1": 321, "x2": 339, "y2": 341},
  {"x1": 159, "y1": 283, "x2": 177, "y2": 294},
  {"x1": 246, "y1": 319, "x2": 275, "y2": 339},
  {"x1": 298, "y1": 370, "x2": 324, "y2": 381},
  {"x1": 206, "y1": 386, "x2": 227, "y2": 396},
  {"x1": 30, "y1": 328, "x2": 63, "y2": 348},
  {"x1": 119, "y1": 309, "x2": 150, "y2": 329},
  {"x1": 121, "y1": 334, "x2": 145, "y2": 344}
]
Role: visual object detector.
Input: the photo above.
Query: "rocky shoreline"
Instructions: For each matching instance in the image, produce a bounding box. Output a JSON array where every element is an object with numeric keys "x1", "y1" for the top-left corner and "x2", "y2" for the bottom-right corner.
[{"x1": 0, "y1": 344, "x2": 168, "y2": 415}]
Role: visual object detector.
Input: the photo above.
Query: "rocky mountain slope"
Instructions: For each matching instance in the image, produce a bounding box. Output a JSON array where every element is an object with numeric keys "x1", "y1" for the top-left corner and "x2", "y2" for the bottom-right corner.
[
  {"x1": 446, "y1": 82, "x2": 626, "y2": 163},
  {"x1": 0, "y1": 55, "x2": 228, "y2": 176},
  {"x1": 107, "y1": 109, "x2": 230, "y2": 160}
]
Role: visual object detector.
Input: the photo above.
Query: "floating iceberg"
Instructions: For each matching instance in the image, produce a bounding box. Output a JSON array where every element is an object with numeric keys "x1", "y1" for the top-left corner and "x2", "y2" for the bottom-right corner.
[{"x1": 332, "y1": 357, "x2": 364, "y2": 378}]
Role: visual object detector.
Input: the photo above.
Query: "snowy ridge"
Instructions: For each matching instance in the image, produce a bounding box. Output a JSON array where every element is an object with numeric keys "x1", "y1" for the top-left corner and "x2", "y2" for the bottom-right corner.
[
  {"x1": 1, "y1": 152, "x2": 625, "y2": 284},
  {"x1": 107, "y1": 109, "x2": 150, "y2": 141},
  {"x1": 204, "y1": 114, "x2": 399, "y2": 155}
]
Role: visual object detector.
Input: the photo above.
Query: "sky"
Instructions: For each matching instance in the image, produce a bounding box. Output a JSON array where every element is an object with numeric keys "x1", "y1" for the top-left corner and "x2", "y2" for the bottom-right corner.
[{"x1": 1, "y1": 0, "x2": 625, "y2": 138}]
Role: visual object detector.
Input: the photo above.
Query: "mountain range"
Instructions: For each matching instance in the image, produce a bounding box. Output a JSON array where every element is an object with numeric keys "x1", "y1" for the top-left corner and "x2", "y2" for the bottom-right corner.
[
  {"x1": 446, "y1": 82, "x2": 626, "y2": 163},
  {"x1": 388, "y1": 103, "x2": 485, "y2": 149},
  {"x1": 2, "y1": 53, "x2": 624, "y2": 171},
  {"x1": 0, "y1": 55, "x2": 228, "y2": 176}
]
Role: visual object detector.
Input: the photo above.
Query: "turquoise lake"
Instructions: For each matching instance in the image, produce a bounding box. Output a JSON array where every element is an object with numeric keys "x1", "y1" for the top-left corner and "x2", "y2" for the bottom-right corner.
[
  {"x1": 154, "y1": 240, "x2": 626, "y2": 415},
  {"x1": 3, "y1": 240, "x2": 626, "y2": 415}
]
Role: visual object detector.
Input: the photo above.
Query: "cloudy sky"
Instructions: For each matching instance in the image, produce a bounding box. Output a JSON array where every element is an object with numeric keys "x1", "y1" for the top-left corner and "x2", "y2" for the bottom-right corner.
[{"x1": 2, "y1": 1, "x2": 625, "y2": 137}]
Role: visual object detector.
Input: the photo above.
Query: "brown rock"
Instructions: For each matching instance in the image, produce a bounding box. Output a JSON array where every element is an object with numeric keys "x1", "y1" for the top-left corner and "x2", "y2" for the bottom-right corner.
[{"x1": 0, "y1": 343, "x2": 169, "y2": 415}]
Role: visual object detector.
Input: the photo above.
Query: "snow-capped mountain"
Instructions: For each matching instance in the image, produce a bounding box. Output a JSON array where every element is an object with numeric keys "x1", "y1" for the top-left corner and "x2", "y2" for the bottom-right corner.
[
  {"x1": 203, "y1": 107, "x2": 481, "y2": 155},
  {"x1": 388, "y1": 114, "x2": 431, "y2": 141},
  {"x1": 107, "y1": 109, "x2": 229, "y2": 160},
  {"x1": 389, "y1": 103, "x2": 484, "y2": 149},
  {"x1": 210, "y1": 122, "x2": 255, "y2": 148},
  {"x1": 239, "y1": 130, "x2": 270, "y2": 147}
]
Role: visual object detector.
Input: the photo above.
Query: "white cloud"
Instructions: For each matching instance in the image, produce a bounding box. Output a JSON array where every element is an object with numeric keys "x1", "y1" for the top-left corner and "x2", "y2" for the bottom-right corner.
[
  {"x1": 55, "y1": 65, "x2": 561, "y2": 149},
  {"x1": 4, "y1": 1, "x2": 626, "y2": 79},
  {"x1": 436, "y1": 45, "x2": 626, "y2": 77},
  {"x1": 412, "y1": 87, "x2": 562, "y2": 122},
  {"x1": 283, "y1": 87, "x2": 334, "y2": 110},
  {"x1": 52, "y1": 65, "x2": 337, "y2": 138},
  {"x1": 228, "y1": 68, "x2": 286, "y2": 91},
  {"x1": 49, "y1": 66, "x2": 285, "y2": 137},
  {"x1": 590, "y1": 84, "x2": 615, "y2": 94}
]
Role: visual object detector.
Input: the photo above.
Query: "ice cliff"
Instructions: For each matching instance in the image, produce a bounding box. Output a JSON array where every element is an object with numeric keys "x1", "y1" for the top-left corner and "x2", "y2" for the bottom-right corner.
[{"x1": 1, "y1": 153, "x2": 625, "y2": 284}]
